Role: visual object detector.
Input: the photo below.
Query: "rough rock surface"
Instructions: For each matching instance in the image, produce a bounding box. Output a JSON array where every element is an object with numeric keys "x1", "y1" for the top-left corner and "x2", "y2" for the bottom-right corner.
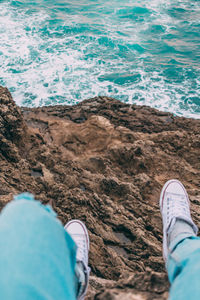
[{"x1": 1, "y1": 86, "x2": 200, "y2": 299}]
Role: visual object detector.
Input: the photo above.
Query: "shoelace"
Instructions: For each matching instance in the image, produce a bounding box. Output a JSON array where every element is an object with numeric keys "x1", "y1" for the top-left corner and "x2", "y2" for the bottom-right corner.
[
  {"x1": 73, "y1": 234, "x2": 88, "y2": 262},
  {"x1": 166, "y1": 194, "x2": 190, "y2": 227}
]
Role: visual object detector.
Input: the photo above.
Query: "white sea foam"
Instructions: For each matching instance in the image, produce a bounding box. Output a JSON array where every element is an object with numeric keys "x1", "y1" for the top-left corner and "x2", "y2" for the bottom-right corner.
[{"x1": 0, "y1": 1, "x2": 199, "y2": 119}]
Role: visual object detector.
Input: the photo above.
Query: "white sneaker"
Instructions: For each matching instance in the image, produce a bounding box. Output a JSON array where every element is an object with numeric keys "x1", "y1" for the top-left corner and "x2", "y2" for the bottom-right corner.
[
  {"x1": 160, "y1": 179, "x2": 198, "y2": 262},
  {"x1": 64, "y1": 220, "x2": 90, "y2": 300}
]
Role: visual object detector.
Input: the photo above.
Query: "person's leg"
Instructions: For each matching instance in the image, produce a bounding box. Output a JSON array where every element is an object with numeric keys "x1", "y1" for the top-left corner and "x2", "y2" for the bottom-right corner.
[
  {"x1": 0, "y1": 193, "x2": 77, "y2": 300},
  {"x1": 160, "y1": 180, "x2": 199, "y2": 300},
  {"x1": 167, "y1": 236, "x2": 200, "y2": 300}
]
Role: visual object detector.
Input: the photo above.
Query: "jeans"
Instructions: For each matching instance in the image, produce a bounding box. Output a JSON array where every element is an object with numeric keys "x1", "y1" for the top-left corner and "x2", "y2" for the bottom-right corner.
[
  {"x1": 0, "y1": 193, "x2": 77, "y2": 300},
  {"x1": 1, "y1": 193, "x2": 200, "y2": 300},
  {"x1": 167, "y1": 235, "x2": 200, "y2": 300}
]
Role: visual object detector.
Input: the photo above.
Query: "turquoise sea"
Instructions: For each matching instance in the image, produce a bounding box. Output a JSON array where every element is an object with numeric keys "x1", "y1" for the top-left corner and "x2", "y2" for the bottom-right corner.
[{"x1": 0, "y1": 0, "x2": 199, "y2": 118}]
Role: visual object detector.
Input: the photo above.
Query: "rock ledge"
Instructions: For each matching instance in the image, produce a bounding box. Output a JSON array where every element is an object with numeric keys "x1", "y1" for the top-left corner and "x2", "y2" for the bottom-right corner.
[{"x1": 1, "y1": 87, "x2": 200, "y2": 299}]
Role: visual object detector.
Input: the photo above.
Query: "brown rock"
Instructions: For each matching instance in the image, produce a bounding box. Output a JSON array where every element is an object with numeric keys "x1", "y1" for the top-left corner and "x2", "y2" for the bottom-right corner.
[{"x1": 1, "y1": 86, "x2": 200, "y2": 299}]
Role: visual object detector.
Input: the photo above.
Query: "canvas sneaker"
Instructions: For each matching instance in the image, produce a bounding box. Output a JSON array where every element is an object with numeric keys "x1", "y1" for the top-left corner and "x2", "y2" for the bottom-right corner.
[
  {"x1": 64, "y1": 220, "x2": 90, "y2": 300},
  {"x1": 159, "y1": 179, "x2": 198, "y2": 262}
]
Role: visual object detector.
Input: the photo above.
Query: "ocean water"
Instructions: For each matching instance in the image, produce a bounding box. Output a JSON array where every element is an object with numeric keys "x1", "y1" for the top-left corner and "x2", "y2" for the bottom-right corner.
[{"x1": 0, "y1": 0, "x2": 199, "y2": 118}]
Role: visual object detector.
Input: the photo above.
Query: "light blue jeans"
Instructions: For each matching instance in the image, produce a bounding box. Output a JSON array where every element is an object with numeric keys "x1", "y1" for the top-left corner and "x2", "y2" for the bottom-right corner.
[
  {"x1": 0, "y1": 193, "x2": 77, "y2": 300},
  {"x1": 167, "y1": 234, "x2": 200, "y2": 299},
  {"x1": 1, "y1": 193, "x2": 200, "y2": 300}
]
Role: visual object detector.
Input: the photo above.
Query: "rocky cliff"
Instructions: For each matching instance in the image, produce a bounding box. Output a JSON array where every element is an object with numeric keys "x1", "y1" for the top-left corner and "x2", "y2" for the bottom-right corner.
[{"x1": 1, "y1": 86, "x2": 200, "y2": 299}]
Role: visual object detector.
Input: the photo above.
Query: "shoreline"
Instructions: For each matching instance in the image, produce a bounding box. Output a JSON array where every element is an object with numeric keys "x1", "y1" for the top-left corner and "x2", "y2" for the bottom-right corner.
[{"x1": 20, "y1": 98, "x2": 200, "y2": 122}]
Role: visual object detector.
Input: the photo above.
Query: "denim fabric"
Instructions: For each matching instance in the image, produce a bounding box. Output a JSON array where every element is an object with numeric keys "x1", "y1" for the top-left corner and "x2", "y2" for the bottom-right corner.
[
  {"x1": 167, "y1": 236, "x2": 200, "y2": 300},
  {"x1": 0, "y1": 193, "x2": 77, "y2": 300}
]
